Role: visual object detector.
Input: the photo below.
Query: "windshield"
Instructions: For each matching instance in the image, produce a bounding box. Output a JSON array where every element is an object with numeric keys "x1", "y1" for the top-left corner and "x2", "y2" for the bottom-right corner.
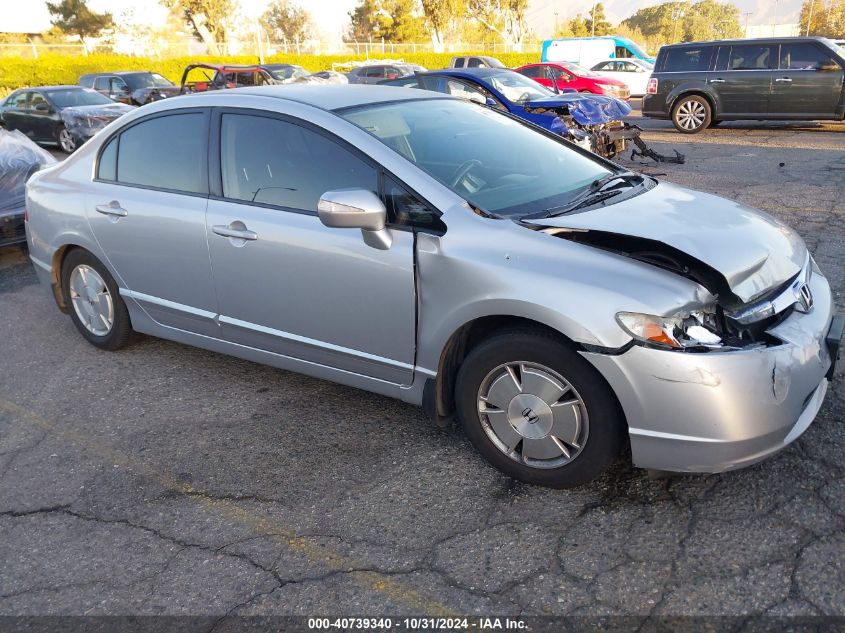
[
  {"x1": 124, "y1": 73, "x2": 173, "y2": 89},
  {"x1": 625, "y1": 40, "x2": 650, "y2": 59},
  {"x1": 341, "y1": 99, "x2": 611, "y2": 218},
  {"x1": 563, "y1": 63, "x2": 599, "y2": 77},
  {"x1": 486, "y1": 71, "x2": 553, "y2": 103},
  {"x1": 49, "y1": 89, "x2": 115, "y2": 108},
  {"x1": 268, "y1": 66, "x2": 307, "y2": 80}
]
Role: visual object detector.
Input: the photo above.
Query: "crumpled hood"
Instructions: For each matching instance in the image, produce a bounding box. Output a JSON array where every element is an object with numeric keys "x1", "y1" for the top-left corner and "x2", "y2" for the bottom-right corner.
[
  {"x1": 61, "y1": 103, "x2": 135, "y2": 119},
  {"x1": 524, "y1": 93, "x2": 632, "y2": 125},
  {"x1": 525, "y1": 181, "x2": 807, "y2": 303},
  {"x1": 132, "y1": 86, "x2": 180, "y2": 100}
]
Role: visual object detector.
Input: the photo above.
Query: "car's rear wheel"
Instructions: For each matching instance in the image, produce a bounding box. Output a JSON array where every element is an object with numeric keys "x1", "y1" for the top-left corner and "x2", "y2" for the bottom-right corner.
[
  {"x1": 671, "y1": 95, "x2": 711, "y2": 134},
  {"x1": 455, "y1": 329, "x2": 625, "y2": 488},
  {"x1": 61, "y1": 249, "x2": 133, "y2": 350},
  {"x1": 57, "y1": 126, "x2": 77, "y2": 153}
]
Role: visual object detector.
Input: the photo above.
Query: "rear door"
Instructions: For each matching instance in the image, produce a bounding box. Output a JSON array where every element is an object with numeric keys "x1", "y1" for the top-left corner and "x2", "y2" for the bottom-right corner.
[
  {"x1": 710, "y1": 44, "x2": 776, "y2": 115},
  {"x1": 85, "y1": 109, "x2": 219, "y2": 336},
  {"x1": 2, "y1": 91, "x2": 31, "y2": 134},
  {"x1": 770, "y1": 41, "x2": 844, "y2": 116}
]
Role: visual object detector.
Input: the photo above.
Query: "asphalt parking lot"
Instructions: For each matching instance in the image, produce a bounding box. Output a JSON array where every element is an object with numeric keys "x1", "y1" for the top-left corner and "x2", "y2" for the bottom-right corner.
[{"x1": 1, "y1": 106, "x2": 844, "y2": 622}]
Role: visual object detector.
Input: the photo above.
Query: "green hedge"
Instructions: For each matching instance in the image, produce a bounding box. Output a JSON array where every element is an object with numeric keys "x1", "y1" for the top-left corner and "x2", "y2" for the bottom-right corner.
[{"x1": 0, "y1": 52, "x2": 540, "y2": 96}]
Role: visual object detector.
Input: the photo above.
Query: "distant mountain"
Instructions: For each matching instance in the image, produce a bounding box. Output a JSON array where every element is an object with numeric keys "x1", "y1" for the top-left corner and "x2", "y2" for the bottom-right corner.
[{"x1": 526, "y1": 0, "x2": 805, "y2": 38}]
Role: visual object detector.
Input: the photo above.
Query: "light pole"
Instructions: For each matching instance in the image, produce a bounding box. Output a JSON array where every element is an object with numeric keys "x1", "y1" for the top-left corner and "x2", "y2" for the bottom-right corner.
[{"x1": 591, "y1": 0, "x2": 597, "y2": 36}]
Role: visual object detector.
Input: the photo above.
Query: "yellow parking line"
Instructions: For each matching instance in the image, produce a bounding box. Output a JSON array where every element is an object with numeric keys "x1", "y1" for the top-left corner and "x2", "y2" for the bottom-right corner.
[{"x1": 0, "y1": 396, "x2": 457, "y2": 615}]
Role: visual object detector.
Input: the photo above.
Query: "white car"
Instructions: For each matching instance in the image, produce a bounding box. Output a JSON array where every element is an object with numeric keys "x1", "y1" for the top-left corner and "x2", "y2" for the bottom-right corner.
[{"x1": 590, "y1": 58, "x2": 653, "y2": 97}]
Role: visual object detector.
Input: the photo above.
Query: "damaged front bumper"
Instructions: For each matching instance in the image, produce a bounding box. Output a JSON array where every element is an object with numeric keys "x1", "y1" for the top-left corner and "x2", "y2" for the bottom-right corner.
[{"x1": 581, "y1": 268, "x2": 840, "y2": 473}]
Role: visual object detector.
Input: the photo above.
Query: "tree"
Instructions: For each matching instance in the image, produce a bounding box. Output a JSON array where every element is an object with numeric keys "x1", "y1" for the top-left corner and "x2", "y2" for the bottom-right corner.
[
  {"x1": 568, "y1": 13, "x2": 590, "y2": 37},
  {"x1": 159, "y1": 0, "x2": 233, "y2": 54},
  {"x1": 261, "y1": 0, "x2": 312, "y2": 43},
  {"x1": 621, "y1": 0, "x2": 742, "y2": 44},
  {"x1": 799, "y1": 0, "x2": 845, "y2": 36},
  {"x1": 346, "y1": 0, "x2": 427, "y2": 42},
  {"x1": 421, "y1": 0, "x2": 462, "y2": 48},
  {"x1": 465, "y1": 0, "x2": 529, "y2": 48},
  {"x1": 585, "y1": 2, "x2": 611, "y2": 36},
  {"x1": 45, "y1": 0, "x2": 113, "y2": 48}
]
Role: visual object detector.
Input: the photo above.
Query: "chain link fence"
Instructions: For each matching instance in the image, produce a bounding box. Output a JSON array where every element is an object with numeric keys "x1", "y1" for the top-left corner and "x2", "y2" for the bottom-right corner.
[{"x1": 0, "y1": 38, "x2": 543, "y2": 59}]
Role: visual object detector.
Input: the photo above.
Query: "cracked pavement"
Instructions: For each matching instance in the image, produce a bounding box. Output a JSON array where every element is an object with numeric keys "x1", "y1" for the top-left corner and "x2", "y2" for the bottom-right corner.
[{"x1": 0, "y1": 109, "x2": 843, "y2": 618}]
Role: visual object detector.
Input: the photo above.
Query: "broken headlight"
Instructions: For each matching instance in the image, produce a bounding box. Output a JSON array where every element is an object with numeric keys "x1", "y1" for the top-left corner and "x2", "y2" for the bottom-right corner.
[{"x1": 616, "y1": 310, "x2": 723, "y2": 350}]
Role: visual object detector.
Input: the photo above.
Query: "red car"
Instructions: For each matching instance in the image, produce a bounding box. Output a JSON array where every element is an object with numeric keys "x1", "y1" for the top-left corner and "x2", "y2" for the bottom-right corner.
[{"x1": 515, "y1": 62, "x2": 630, "y2": 100}]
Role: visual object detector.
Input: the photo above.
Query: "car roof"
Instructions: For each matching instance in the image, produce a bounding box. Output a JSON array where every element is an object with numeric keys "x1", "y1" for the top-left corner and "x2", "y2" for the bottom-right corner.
[
  {"x1": 660, "y1": 35, "x2": 833, "y2": 49},
  {"x1": 420, "y1": 68, "x2": 506, "y2": 78},
  {"x1": 219, "y1": 84, "x2": 451, "y2": 111},
  {"x1": 21, "y1": 85, "x2": 87, "y2": 92},
  {"x1": 82, "y1": 71, "x2": 156, "y2": 77}
]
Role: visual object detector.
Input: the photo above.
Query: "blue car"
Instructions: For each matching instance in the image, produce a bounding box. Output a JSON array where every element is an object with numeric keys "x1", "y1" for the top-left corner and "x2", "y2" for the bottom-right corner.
[{"x1": 380, "y1": 68, "x2": 635, "y2": 158}]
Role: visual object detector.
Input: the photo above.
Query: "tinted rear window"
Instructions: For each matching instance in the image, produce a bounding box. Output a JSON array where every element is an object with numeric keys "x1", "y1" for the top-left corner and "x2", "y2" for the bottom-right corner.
[
  {"x1": 661, "y1": 46, "x2": 713, "y2": 72},
  {"x1": 117, "y1": 113, "x2": 206, "y2": 193}
]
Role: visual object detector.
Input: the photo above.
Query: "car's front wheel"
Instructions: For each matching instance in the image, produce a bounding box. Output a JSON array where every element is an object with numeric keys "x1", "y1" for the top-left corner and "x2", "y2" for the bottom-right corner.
[
  {"x1": 671, "y1": 95, "x2": 712, "y2": 133},
  {"x1": 455, "y1": 329, "x2": 625, "y2": 488},
  {"x1": 61, "y1": 249, "x2": 134, "y2": 350},
  {"x1": 57, "y1": 126, "x2": 77, "y2": 153}
]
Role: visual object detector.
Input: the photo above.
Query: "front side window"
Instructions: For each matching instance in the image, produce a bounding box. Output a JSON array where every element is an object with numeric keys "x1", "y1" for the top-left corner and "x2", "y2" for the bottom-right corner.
[
  {"x1": 342, "y1": 99, "x2": 610, "y2": 218},
  {"x1": 780, "y1": 43, "x2": 837, "y2": 70},
  {"x1": 365, "y1": 67, "x2": 385, "y2": 78},
  {"x1": 384, "y1": 176, "x2": 445, "y2": 232},
  {"x1": 518, "y1": 66, "x2": 540, "y2": 78},
  {"x1": 117, "y1": 113, "x2": 206, "y2": 193},
  {"x1": 220, "y1": 113, "x2": 377, "y2": 211},
  {"x1": 728, "y1": 45, "x2": 776, "y2": 70},
  {"x1": 663, "y1": 46, "x2": 713, "y2": 72},
  {"x1": 29, "y1": 93, "x2": 48, "y2": 110}
]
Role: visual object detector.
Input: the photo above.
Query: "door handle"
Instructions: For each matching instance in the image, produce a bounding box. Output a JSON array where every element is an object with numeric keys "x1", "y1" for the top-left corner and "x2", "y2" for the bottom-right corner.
[
  {"x1": 709, "y1": 78, "x2": 725, "y2": 84},
  {"x1": 775, "y1": 77, "x2": 793, "y2": 83},
  {"x1": 95, "y1": 201, "x2": 128, "y2": 217},
  {"x1": 212, "y1": 224, "x2": 258, "y2": 241}
]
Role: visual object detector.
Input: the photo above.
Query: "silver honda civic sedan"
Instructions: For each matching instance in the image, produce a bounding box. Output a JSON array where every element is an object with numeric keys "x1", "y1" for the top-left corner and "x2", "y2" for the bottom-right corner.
[{"x1": 25, "y1": 85, "x2": 842, "y2": 488}]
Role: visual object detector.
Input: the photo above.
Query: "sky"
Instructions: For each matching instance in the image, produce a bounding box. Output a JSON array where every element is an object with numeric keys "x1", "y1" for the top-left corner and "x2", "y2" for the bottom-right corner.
[{"x1": 1, "y1": 0, "x2": 805, "y2": 39}]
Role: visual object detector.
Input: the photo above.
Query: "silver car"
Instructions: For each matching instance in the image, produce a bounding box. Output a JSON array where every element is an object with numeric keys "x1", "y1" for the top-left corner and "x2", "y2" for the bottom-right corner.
[{"x1": 25, "y1": 85, "x2": 842, "y2": 488}]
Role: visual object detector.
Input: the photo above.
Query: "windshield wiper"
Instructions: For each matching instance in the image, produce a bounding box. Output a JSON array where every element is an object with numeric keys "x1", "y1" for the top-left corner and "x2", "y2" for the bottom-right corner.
[{"x1": 528, "y1": 171, "x2": 643, "y2": 219}]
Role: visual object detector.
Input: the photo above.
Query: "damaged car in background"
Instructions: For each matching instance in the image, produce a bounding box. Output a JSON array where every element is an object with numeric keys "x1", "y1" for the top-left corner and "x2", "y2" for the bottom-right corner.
[
  {"x1": 25, "y1": 86, "x2": 841, "y2": 488},
  {"x1": 0, "y1": 86, "x2": 134, "y2": 153},
  {"x1": 0, "y1": 129, "x2": 54, "y2": 247},
  {"x1": 380, "y1": 67, "x2": 682, "y2": 163},
  {"x1": 79, "y1": 71, "x2": 179, "y2": 106}
]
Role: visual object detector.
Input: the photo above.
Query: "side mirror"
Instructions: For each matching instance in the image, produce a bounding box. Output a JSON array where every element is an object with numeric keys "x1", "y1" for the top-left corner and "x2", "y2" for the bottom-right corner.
[
  {"x1": 317, "y1": 189, "x2": 392, "y2": 250},
  {"x1": 819, "y1": 62, "x2": 840, "y2": 72},
  {"x1": 34, "y1": 102, "x2": 49, "y2": 112},
  {"x1": 485, "y1": 97, "x2": 498, "y2": 108}
]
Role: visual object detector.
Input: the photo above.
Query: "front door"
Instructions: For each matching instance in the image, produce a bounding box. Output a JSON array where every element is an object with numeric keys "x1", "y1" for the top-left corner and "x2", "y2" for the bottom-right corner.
[
  {"x1": 710, "y1": 44, "x2": 777, "y2": 115},
  {"x1": 85, "y1": 109, "x2": 219, "y2": 336},
  {"x1": 770, "y1": 42, "x2": 845, "y2": 116},
  {"x1": 205, "y1": 110, "x2": 417, "y2": 384}
]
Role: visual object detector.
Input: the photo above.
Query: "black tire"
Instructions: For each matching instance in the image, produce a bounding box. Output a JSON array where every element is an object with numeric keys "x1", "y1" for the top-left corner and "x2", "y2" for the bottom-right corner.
[
  {"x1": 61, "y1": 249, "x2": 134, "y2": 350},
  {"x1": 455, "y1": 329, "x2": 626, "y2": 489},
  {"x1": 671, "y1": 95, "x2": 712, "y2": 134},
  {"x1": 709, "y1": 119, "x2": 723, "y2": 127}
]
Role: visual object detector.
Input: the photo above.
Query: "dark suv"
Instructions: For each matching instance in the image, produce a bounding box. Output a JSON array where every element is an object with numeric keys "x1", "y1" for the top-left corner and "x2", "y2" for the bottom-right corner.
[{"x1": 643, "y1": 37, "x2": 845, "y2": 133}]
